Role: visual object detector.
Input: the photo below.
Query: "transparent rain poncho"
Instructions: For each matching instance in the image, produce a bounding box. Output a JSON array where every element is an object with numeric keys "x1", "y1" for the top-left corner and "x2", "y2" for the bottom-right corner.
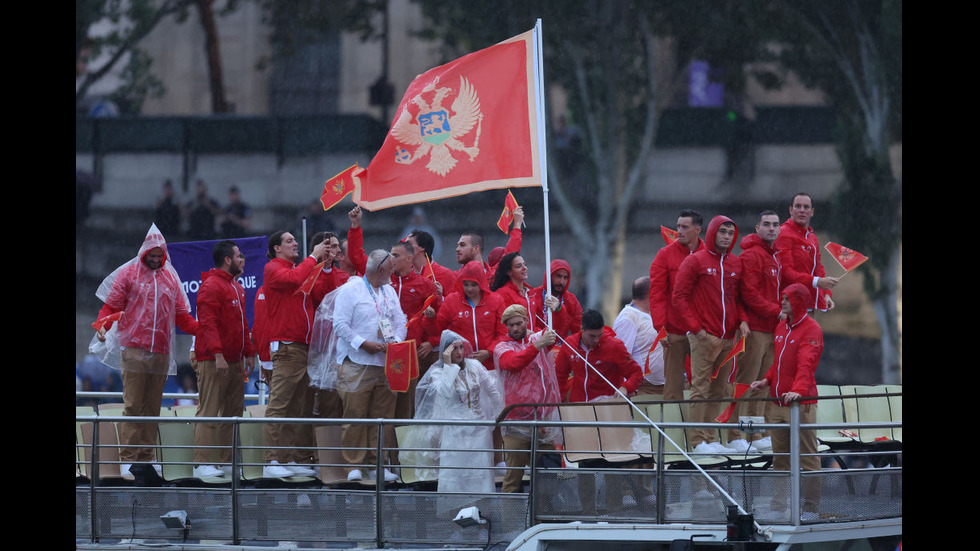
[
  {"x1": 89, "y1": 223, "x2": 192, "y2": 375},
  {"x1": 492, "y1": 330, "x2": 564, "y2": 445},
  {"x1": 402, "y1": 330, "x2": 505, "y2": 494}
]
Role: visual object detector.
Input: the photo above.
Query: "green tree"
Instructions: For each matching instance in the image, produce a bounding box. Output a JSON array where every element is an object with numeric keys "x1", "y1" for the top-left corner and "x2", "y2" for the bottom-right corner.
[{"x1": 751, "y1": 1, "x2": 903, "y2": 383}]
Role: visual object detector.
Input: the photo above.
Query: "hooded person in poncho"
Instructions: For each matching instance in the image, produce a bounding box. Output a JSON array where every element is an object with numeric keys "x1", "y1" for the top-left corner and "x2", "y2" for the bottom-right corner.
[
  {"x1": 412, "y1": 330, "x2": 504, "y2": 499},
  {"x1": 90, "y1": 223, "x2": 199, "y2": 474}
]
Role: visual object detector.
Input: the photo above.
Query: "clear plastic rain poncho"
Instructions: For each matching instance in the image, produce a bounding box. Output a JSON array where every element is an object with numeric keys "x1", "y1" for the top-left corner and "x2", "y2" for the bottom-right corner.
[
  {"x1": 403, "y1": 330, "x2": 505, "y2": 495},
  {"x1": 492, "y1": 330, "x2": 564, "y2": 446},
  {"x1": 89, "y1": 223, "x2": 192, "y2": 375}
]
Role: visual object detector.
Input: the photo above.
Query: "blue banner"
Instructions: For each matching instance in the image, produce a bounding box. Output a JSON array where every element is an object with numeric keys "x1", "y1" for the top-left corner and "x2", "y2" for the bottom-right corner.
[{"x1": 168, "y1": 236, "x2": 268, "y2": 327}]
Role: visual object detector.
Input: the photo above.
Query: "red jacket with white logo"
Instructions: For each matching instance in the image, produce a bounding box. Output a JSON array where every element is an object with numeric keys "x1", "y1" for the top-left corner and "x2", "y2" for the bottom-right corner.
[
  {"x1": 262, "y1": 256, "x2": 336, "y2": 345},
  {"x1": 555, "y1": 326, "x2": 643, "y2": 402},
  {"x1": 649, "y1": 236, "x2": 705, "y2": 335},
  {"x1": 738, "y1": 233, "x2": 782, "y2": 333},
  {"x1": 494, "y1": 279, "x2": 544, "y2": 332},
  {"x1": 195, "y1": 268, "x2": 255, "y2": 362},
  {"x1": 774, "y1": 219, "x2": 831, "y2": 311},
  {"x1": 429, "y1": 261, "x2": 508, "y2": 369},
  {"x1": 763, "y1": 283, "x2": 823, "y2": 405},
  {"x1": 672, "y1": 215, "x2": 747, "y2": 340}
]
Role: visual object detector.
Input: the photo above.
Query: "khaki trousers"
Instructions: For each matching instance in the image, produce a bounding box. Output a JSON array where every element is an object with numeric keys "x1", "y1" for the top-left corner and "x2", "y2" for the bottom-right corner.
[
  {"x1": 337, "y1": 360, "x2": 397, "y2": 472},
  {"x1": 687, "y1": 333, "x2": 734, "y2": 447},
  {"x1": 119, "y1": 348, "x2": 170, "y2": 463},
  {"x1": 193, "y1": 359, "x2": 244, "y2": 465},
  {"x1": 264, "y1": 342, "x2": 311, "y2": 463},
  {"x1": 767, "y1": 402, "x2": 821, "y2": 513},
  {"x1": 501, "y1": 434, "x2": 557, "y2": 493},
  {"x1": 662, "y1": 332, "x2": 691, "y2": 400}
]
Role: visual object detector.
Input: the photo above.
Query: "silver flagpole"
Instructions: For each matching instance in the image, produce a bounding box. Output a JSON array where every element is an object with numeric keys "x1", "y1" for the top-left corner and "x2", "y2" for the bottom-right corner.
[{"x1": 533, "y1": 19, "x2": 553, "y2": 329}]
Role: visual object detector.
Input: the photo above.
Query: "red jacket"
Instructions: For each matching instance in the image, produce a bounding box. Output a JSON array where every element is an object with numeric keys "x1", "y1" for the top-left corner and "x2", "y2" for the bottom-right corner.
[
  {"x1": 346, "y1": 225, "x2": 368, "y2": 276},
  {"x1": 533, "y1": 259, "x2": 583, "y2": 338},
  {"x1": 429, "y1": 261, "x2": 508, "y2": 369},
  {"x1": 97, "y1": 225, "x2": 198, "y2": 354},
  {"x1": 774, "y1": 219, "x2": 831, "y2": 311},
  {"x1": 649, "y1": 236, "x2": 705, "y2": 334},
  {"x1": 555, "y1": 326, "x2": 643, "y2": 402},
  {"x1": 252, "y1": 285, "x2": 270, "y2": 361},
  {"x1": 763, "y1": 283, "x2": 823, "y2": 405},
  {"x1": 738, "y1": 233, "x2": 782, "y2": 333},
  {"x1": 494, "y1": 279, "x2": 544, "y2": 332},
  {"x1": 494, "y1": 331, "x2": 561, "y2": 421},
  {"x1": 391, "y1": 269, "x2": 439, "y2": 342},
  {"x1": 672, "y1": 215, "x2": 747, "y2": 339},
  {"x1": 195, "y1": 268, "x2": 255, "y2": 362},
  {"x1": 262, "y1": 256, "x2": 336, "y2": 345}
]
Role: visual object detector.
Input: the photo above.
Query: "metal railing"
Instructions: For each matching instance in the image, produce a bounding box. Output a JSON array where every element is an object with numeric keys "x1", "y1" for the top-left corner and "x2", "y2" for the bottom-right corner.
[{"x1": 75, "y1": 392, "x2": 902, "y2": 547}]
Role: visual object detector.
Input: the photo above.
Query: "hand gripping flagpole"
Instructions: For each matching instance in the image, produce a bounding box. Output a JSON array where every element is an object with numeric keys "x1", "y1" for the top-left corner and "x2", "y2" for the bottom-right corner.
[
  {"x1": 534, "y1": 19, "x2": 554, "y2": 329},
  {"x1": 533, "y1": 312, "x2": 760, "y2": 529}
]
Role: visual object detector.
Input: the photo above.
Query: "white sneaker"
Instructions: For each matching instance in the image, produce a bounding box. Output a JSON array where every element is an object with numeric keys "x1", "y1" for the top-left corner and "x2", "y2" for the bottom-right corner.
[
  {"x1": 694, "y1": 441, "x2": 732, "y2": 455},
  {"x1": 347, "y1": 469, "x2": 364, "y2": 481},
  {"x1": 120, "y1": 463, "x2": 134, "y2": 478},
  {"x1": 150, "y1": 461, "x2": 163, "y2": 476},
  {"x1": 193, "y1": 464, "x2": 224, "y2": 478},
  {"x1": 263, "y1": 461, "x2": 295, "y2": 478},
  {"x1": 754, "y1": 437, "x2": 772, "y2": 450},
  {"x1": 285, "y1": 461, "x2": 316, "y2": 477},
  {"x1": 219, "y1": 465, "x2": 242, "y2": 478},
  {"x1": 727, "y1": 439, "x2": 760, "y2": 453},
  {"x1": 368, "y1": 468, "x2": 398, "y2": 482},
  {"x1": 494, "y1": 461, "x2": 507, "y2": 477}
]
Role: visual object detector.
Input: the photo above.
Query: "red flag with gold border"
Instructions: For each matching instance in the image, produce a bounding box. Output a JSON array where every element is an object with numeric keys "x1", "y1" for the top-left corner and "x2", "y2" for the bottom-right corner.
[
  {"x1": 385, "y1": 340, "x2": 418, "y2": 392},
  {"x1": 824, "y1": 242, "x2": 869, "y2": 272},
  {"x1": 347, "y1": 29, "x2": 542, "y2": 210},
  {"x1": 661, "y1": 226, "x2": 678, "y2": 244},
  {"x1": 320, "y1": 164, "x2": 361, "y2": 210}
]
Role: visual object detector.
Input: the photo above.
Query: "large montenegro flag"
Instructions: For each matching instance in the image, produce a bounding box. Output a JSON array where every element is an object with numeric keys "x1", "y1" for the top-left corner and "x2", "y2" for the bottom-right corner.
[{"x1": 322, "y1": 28, "x2": 542, "y2": 211}]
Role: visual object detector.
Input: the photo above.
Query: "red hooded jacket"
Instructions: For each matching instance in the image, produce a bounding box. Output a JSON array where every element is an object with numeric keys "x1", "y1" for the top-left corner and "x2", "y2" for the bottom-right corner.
[
  {"x1": 262, "y1": 255, "x2": 336, "y2": 345},
  {"x1": 195, "y1": 268, "x2": 255, "y2": 362},
  {"x1": 672, "y1": 215, "x2": 747, "y2": 339},
  {"x1": 97, "y1": 224, "x2": 198, "y2": 354},
  {"x1": 533, "y1": 259, "x2": 583, "y2": 338},
  {"x1": 774, "y1": 219, "x2": 831, "y2": 311},
  {"x1": 429, "y1": 260, "x2": 508, "y2": 369},
  {"x1": 555, "y1": 326, "x2": 644, "y2": 402},
  {"x1": 763, "y1": 283, "x2": 823, "y2": 405},
  {"x1": 494, "y1": 279, "x2": 543, "y2": 332},
  {"x1": 738, "y1": 233, "x2": 782, "y2": 333},
  {"x1": 649, "y1": 236, "x2": 705, "y2": 335}
]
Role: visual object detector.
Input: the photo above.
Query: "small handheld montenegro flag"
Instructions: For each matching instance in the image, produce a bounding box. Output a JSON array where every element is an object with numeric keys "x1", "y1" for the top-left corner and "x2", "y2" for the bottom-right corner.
[
  {"x1": 660, "y1": 226, "x2": 678, "y2": 244},
  {"x1": 824, "y1": 242, "x2": 869, "y2": 273},
  {"x1": 385, "y1": 340, "x2": 420, "y2": 392},
  {"x1": 295, "y1": 261, "x2": 325, "y2": 295},
  {"x1": 321, "y1": 163, "x2": 362, "y2": 211},
  {"x1": 92, "y1": 311, "x2": 122, "y2": 332},
  {"x1": 712, "y1": 336, "x2": 746, "y2": 381},
  {"x1": 716, "y1": 383, "x2": 752, "y2": 423},
  {"x1": 496, "y1": 190, "x2": 520, "y2": 233}
]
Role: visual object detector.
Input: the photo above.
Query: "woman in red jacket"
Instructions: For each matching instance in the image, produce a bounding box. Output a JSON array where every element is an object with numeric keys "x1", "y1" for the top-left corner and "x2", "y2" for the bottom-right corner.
[
  {"x1": 490, "y1": 252, "x2": 547, "y2": 333},
  {"x1": 429, "y1": 260, "x2": 507, "y2": 370}
]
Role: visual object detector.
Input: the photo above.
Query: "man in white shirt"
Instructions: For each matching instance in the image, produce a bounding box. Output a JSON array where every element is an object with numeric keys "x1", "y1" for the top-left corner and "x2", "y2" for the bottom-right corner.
[
  {"x1": 612, "y1": 277, "x2": 665, "y2": 396},
  {"x1": 332, "y1": 248, "x2": 408, "y2": 483}
]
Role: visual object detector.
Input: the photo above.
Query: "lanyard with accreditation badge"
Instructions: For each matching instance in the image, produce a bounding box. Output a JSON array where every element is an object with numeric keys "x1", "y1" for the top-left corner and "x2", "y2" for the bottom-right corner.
[{"x1": 363, "y1": 275, "x2": 396, "y2": 342}]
